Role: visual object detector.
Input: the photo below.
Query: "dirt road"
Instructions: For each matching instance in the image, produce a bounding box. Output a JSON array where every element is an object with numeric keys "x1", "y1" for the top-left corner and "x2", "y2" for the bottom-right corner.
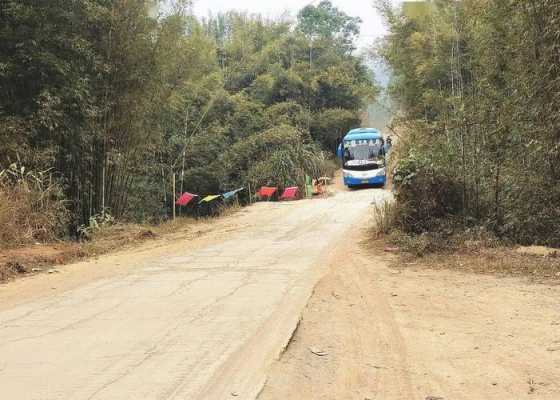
[
  {"x1": 0, "y1": 186, "x2": 390, "y2": 400},
  {"x1": 260, "y1": 236, "x2": 560, "y2": 400},
  {"x1": 2, "y1": 184, "x2": 559, "y2": 400}
]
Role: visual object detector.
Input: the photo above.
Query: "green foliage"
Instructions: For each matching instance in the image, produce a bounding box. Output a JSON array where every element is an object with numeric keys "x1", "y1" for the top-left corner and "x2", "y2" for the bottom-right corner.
[
  {"x1": 311, "y1": 108, "x2": 362, "y2": 151},
  {"x1": 77, "y1": 212, "x2": 116, "y2": 241},
  {"x1": 223, "y1": 125, "x2": 303, "y2": 185},
  {"x1": 264, "y1": 102, "x2": 311, "y2": 132},
  {"x1": 377, "y1": 0, "x2": 560, "y2": 247},
  {"x1": 218, "y1": 125, "x2": 335, "y2": 193},
  {"x1": 297, "y1": 0, "x2": 361, "y2": 50},
  {"x1": 0, "y1": 0, "x2": 374, "y2": 236},
  {"x1": 392, "y1": 149, "x2": 463, "y2": 234}
]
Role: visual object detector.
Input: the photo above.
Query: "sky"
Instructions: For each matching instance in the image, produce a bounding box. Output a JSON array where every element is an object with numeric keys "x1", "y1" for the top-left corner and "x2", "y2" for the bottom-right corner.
[{"x1": 192, "y1": 0, "x2": 389, "y2": 51}]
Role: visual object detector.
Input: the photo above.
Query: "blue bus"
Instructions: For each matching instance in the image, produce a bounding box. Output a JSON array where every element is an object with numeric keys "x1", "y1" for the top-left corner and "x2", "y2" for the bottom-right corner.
[{"x1": 337, "y1": 128, "x2": 387, "y2": 188}]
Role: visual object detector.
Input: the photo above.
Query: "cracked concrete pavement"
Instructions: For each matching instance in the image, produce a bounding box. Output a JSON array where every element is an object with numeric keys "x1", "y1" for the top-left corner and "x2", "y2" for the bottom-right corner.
[{"x1": 0, "y1": 186, "x2": 391, "y2": 400}]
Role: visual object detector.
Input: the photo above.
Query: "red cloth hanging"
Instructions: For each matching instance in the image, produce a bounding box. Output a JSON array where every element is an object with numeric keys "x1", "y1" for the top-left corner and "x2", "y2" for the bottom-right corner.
[
  {"x1": 279, "y1": 187, "x2": 299, "y2": 201},
  {"x1": 257, "y1": 187, "x2": 277, "y2": 199},
  {"x1": 176, "y1": 192, "x2": 196, "y2": 206}
]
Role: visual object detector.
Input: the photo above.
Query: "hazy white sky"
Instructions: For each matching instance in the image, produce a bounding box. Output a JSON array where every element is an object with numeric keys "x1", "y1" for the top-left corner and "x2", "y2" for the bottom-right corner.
[{"x1": 193, "y1": 0, "x2": 388, "y2": 50}]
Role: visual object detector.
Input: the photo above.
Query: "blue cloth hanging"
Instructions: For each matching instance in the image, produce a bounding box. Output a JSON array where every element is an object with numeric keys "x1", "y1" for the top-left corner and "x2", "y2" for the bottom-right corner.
[{"x1": 222, "y1": 188, "x2": 245, "y2": 200}]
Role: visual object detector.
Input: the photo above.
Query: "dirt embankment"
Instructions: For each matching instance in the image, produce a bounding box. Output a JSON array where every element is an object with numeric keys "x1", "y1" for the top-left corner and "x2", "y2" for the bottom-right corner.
[
  {"x1": 395, "y1": 246, "x2": 560, "y2": 284},
  {"x1": 0, "y1": 217, "x2": 211, "y2": 283},
  {"x1": 260, "y1": 235, "x2": 560, "y2": 400},
  {"x1": 0, "y1": 243, "x2": 83, "y2": 281}
]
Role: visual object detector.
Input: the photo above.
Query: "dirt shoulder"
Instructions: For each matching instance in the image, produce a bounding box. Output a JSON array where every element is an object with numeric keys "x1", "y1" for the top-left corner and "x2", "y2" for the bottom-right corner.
[
  {"x1": 0, "y1": 209, "x2": 245, "y2": 284},
  {"x1": 0, "y1": 209, "x2": 256, "y2": 311},
  {"x1": 259, "y1": 234, "x2": 560, "y2": 400},
  {"x1": 396, "y1": 246, "x2": 560, "y2": 284}
]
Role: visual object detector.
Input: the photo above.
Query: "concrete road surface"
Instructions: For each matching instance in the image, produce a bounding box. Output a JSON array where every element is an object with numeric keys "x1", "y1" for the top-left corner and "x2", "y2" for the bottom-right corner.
[{"x1": 0, "y1": 187, "x2": 390, "y2": 400}]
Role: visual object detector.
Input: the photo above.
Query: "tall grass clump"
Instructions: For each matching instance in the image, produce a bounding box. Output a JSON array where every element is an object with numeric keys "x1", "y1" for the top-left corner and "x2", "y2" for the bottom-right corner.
[
  {"x1": 372, "y1": 200, "x2": 398, "y2": 237},
  {"x1": 0, "y1": 164, "x2": 69, "y2": 248}
]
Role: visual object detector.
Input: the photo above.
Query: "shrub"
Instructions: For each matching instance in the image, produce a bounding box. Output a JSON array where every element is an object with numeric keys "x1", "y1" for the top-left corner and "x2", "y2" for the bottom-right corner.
[
  {"x1": 392, "y1": 151, "x2": 462, "y2": 234},
  {"x1": 223, "y1": 124, "x2": 336, "y2": 192},
  {"x1": 310, "y1": 107, "x2": 362, "y2": 151},
  {"x1": 264, "y1": 101, "x2": 311, "y2": 133},
  {"x1": 77, "y1": 212, "x2": 116, "y2": 241},
  {"x1": 246, "y1": 144, "x2": 336, "y2": 191}
]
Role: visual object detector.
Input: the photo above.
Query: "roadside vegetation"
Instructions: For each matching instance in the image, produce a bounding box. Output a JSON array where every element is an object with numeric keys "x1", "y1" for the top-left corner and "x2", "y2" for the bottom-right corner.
[
  {"x1": 0, "y1": 1, "x2": 375, "y2": 249},
  {"x1": 374, "y1": 0, "x2": 560, "y2": 250},
  {"x1": 0, "y1": 164, "x2": 68, "y2": 247},
  {"x1": 372, "y1": 1, "x2": 559, "y2": 280}
]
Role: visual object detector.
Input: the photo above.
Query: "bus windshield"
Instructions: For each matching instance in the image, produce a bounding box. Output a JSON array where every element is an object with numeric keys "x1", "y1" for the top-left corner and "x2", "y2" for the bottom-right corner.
[{"x1": 343, "y1": 138, "x2": 384, "y2": 169}]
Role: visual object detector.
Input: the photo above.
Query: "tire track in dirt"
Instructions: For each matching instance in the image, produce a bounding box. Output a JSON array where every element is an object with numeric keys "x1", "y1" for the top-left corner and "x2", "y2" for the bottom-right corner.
[{"x1": 259, "y1": 231, "x2": 560, "y2": 400}]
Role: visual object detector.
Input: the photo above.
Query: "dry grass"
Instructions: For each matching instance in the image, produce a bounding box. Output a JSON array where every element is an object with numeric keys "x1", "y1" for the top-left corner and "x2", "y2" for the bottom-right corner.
[
  {"x1": 80, "y1": 223, "x2": 159, "y2": 257},
  {"x1": 393, "y1": 244, "x2": 560, "y2": 284},
  {"x1": 0, "y1": 203, "x2": 245, "y2": 283},
  {"x1": 362, "y1": 234, "x2": 560, "y2": 284},
  {"x1": 0, "y1": 166, "x2": 68, "y2": 248},
  {"x1": 0, "y1": 261, "x2": 28, "y2": 282},
  {"x1": 368, "y1": 202, "x2": 560, "y2": 283},
  {"x1": 420, "y1": 249, "x2": 557, "y2": 282},
  {"x1": 371, "y1": 200, "x2": 397, "y2": 237}
]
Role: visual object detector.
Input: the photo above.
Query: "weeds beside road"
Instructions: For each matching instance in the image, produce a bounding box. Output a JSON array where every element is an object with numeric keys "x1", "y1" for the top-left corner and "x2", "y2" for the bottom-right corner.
[{"x1": 372, "y1": 199, "x2": 560, "y2": 284}]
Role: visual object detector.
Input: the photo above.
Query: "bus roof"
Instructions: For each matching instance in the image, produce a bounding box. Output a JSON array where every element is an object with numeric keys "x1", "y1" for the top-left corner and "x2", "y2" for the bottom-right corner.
[{"x1": 344, "y1": 128, "x2": 383, "y2": 141}]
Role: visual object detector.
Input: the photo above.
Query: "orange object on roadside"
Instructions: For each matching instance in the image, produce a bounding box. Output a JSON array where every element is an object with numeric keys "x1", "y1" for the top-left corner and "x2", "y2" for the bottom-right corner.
[
  {"x1": 312, "y1": 179, "x2": 324, "y2": 195},
  {"x1": 257, "y1": 186, "x2": 277, "y2": 199}
]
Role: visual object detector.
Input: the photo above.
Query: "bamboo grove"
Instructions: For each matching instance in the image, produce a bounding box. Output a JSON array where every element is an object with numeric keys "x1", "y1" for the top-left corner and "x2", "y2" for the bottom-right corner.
[
  {"x1": 0, "y1": 1, "x2": 375, "y2": 242},
  {"x1": 377, "y1": 0, "x2": 560, "y2": 247}
]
